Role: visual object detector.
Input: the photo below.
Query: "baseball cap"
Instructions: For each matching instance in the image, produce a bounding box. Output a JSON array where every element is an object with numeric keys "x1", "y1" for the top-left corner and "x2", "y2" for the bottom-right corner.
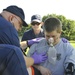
[
  {"x1": 3, "y1": 5, "x2": 28, "y2": 27},
  {"x1": 31, "y1": 14, "x2": 42, "y2": 23}
]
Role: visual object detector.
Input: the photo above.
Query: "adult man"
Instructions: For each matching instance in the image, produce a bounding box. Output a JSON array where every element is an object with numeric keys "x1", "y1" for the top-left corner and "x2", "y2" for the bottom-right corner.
[
  {"x1": 27, "y1": 17, "x2": 75, "y2": 75},
  {"x1": 0, "y1": 5, "x2": 47, "y2": 75}
]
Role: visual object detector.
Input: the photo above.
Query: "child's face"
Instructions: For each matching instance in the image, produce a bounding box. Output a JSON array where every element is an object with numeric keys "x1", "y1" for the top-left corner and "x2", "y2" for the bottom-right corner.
[{"x1": 44, "y1": 30, "x2": 61, "y2": 45}]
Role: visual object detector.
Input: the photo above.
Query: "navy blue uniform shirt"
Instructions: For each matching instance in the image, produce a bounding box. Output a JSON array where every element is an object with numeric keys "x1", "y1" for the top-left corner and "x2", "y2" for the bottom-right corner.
[
  {"x1": 0, "y1": 15, "x2": 28, "y2": 75},
  {"x1": 0, "y1": 44, "x2": 28, "y2": 75},
  {"x1": 0, "y1": 16, "x2": 20, "y2": 47},
  {"x1": 22, "y1": 28, "x2": 44, "y2": 41}
]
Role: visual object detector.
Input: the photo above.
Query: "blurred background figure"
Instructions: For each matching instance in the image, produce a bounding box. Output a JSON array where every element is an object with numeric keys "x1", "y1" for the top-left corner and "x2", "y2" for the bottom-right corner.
[{"x1": 21, "y1": 14, "x2": 44, "y2": 52}]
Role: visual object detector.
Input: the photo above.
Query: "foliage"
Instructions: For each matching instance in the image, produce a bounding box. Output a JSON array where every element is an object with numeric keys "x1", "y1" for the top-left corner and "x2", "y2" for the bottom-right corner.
[
  {"x1": 18, "y1": 24, "x2": 31, "y2": 37},
  {"x1": 42, "y1": 14, "x2": 75, "y2": 40},
  {"x1": 19, "y1": 14, "x2": 75, "y2": 40}
]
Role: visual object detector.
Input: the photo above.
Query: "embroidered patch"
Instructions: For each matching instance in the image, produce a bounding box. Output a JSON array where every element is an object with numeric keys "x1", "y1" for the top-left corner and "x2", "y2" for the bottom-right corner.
[{"x1": 57, "y1": 53, "x2": 61, "y2": 60}]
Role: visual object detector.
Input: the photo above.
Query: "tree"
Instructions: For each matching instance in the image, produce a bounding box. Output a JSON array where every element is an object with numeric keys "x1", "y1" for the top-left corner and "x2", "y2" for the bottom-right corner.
[
  {"x1": 42, "y1": 14, "x2": 75, "y2": 40},
  {"x1": 18, "y1": 24, "x2": 31, "y2": 36}
]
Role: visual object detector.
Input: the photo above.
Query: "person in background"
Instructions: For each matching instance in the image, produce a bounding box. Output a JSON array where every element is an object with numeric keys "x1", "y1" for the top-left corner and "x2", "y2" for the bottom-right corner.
[
  {"x1": 21, "y1": 14, "x2": 46, "y2": 75},
  {"x1": 27, "y1": 17, "x2": 75, "y2": 75},
  {"x1": 0, "y1": 5, "x2": 47, "y2": 75},
  {"x1": 22, "y1": 14, "x2": 44, "y2": 41},
  {"x1": 21, "y1": 14, "x2": 44, "y2": 51}
]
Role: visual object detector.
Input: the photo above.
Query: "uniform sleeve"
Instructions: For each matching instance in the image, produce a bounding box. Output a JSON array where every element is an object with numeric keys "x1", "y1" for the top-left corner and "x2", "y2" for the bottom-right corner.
[
  {"x1": 0, "y1": 44, "x2": 28, "y2": 75},
  {"x1": 64, "y1": 43, "x2": 75, "y2": 68},
  {"x1": 0, "y1": 18, "x2": 20, "y2": 47}
]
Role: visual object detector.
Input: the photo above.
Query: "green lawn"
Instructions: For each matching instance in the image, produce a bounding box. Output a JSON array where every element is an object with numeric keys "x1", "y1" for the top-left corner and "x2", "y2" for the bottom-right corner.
[{"x1": 69, "y1": 41, "x2": 75, "y2": 48}]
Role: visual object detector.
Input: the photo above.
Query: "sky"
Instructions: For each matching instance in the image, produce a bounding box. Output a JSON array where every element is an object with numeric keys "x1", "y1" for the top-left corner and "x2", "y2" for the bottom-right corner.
[{"x1": 0, "y1": 0, "x2": 75, "y2": 23}]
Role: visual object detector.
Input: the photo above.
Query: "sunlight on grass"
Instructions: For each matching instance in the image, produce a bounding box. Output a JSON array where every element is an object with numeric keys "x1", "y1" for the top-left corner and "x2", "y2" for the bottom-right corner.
[
  {"x1": 69, "y1": 41, "x2": 75, "y2": 48},
  {"x1": 25, "y1": 47, "x2": 29, "y2": 55}
]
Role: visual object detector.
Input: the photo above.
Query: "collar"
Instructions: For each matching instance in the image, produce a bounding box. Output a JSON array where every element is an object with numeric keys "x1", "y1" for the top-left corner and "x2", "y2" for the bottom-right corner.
[{"x1": 0, "y1": 14, "x2": 3, "y2": 17}]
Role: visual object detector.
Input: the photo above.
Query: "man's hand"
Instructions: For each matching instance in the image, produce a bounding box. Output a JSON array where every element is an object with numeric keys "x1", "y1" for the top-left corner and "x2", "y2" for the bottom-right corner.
[
  {"x1": 27, "y1": 37, "x2": 44, "y2": 46},
  {"x1": 31, "y1": 52, "x2": 47, "y2": 64}
]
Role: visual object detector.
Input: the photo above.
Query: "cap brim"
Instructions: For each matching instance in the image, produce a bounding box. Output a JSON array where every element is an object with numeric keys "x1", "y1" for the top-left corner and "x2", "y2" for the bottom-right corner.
[
  {"x1": 31, "y1": 19, "x2": 41, "y2": 23},
  {"x1": 3, "y1": 8, "x2": 28, "y2": 27},
  {"x1": 22, "y1": 20, "x2": 28, "y2": 27}
]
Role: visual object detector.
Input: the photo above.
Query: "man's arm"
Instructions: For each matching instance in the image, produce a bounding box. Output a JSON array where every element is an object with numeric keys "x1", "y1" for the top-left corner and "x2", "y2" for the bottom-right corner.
[{"x1": 24, "y1": 55, "x2": 34, "y2": 68}]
